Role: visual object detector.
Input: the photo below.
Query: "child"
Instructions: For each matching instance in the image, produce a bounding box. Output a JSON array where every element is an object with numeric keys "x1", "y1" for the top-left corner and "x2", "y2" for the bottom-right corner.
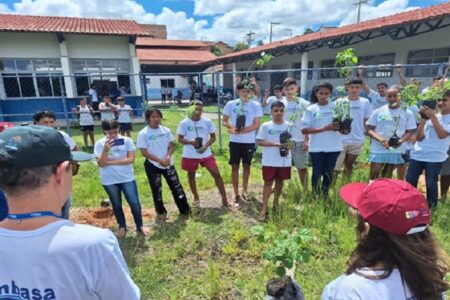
[
  {"x1": 256, "y1": 101, "x2": 292, "y2": 220},
  {"x1": 367, "y1": 87, "x2": 416, "y2": 180},
  {"x1": 323, "y1": 179, "x2": 448, "y2": 300},
  {"x1": 282, "y1": 77, "x2": 310, "y2": 190},
  {"x1": 177, "y1": 100, "x2": 230, "y2": 207},
  {"x1": 33, "y1": 110, "x2": 78, "y2": 219},
  {"x1": 301, "y1": 83, "x2": 342, "y2": 196},
  {"x1": 73, "y1": 97, "x2": 95, "y2": 148},
  {"x1": 406, "y1": 90, "x2": 450, "y2": 207},
  {"x1": 222, "y1": 81, "x2": 263, "y2": 203},
  {"x1": 117, "y1": 97, "x2": 133, "y2": 137},
  {"x1": 99, "y1": 96, "x2": 117, "y2": 121},
  {"x1": 334, "y1": 79, "x2": 372, "y2": 178},
  {"x1": 262, "y1": 85, "x2": 285, "y2": 115},
  {"x1": 137, "y1": 108, "x2": 190, "y2": 220},
  {"x1": 94, "y1": 120, "x2": 148, "y2": 237}
]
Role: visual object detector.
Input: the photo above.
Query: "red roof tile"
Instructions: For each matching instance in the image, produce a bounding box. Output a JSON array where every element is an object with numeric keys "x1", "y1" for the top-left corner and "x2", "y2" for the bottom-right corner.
[
  {"x1": 0, "y1": 14, "x2": 153, "y2": 36},
  {"x1": 203, "y1": 2, "x2": 450, "y2": 65},
  {"x1": 137, "y1": 48, "x2": 217, "y2": 64},
  {"x1": 136, "y1": 38, "x2": 208, "y2": 48}
]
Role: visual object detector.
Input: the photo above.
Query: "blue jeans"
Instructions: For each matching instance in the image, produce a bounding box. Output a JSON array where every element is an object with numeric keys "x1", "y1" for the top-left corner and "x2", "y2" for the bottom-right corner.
[
  {"x1": 406, "y1": 159, "x2": 443, "y2": 207},
  {"x1": 102, "y1": 180, "x2": 144, "y2": 230},
  {"x1": 309, "y1": 152, "x2": 341, "y2": 196},
  {"x1": 0, "y1": 190, "x2": 8, "y2": 221}
]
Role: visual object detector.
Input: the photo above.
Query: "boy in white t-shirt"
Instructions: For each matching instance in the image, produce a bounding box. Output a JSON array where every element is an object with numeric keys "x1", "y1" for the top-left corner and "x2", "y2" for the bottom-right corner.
[
  {"x1": 117, "y1": 97, "x2": 133, "y2": 137},
  {"x1": 282, "y1": 77, "x2": 310, "y2": 190},
  {"x1": 177, "y1": 101, "x2": 230, "y2": 207},
  {"x1": 72, "y1": 97, "x2": 95, "y2": 148},
  {"x1": 334, "y1": 78, "x2": 372, "y2": 178},
  {"x1": 223, "y1": 81, "x2": 263, "y2": 203},
  {"x1": 261, "y1": 85, "x2": 285, "y2": 115},
  {"x1": 33, "y1": 110, "x2": 78, "y2": 220},
  {"x1": 256, "y1": 101, "x2": 292, "y2": 220},
  {"x1": 98, "y1": 96, "x2": 117, "y2": 121}
]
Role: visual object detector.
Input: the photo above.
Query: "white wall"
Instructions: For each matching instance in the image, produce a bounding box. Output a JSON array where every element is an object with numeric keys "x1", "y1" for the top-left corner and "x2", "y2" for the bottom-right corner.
[
  {"x1": 65, "y1": 34, "x2": 130, "y2": 60},
  {"x1": 0, "y1": 32, "x2": 60, "y2": 58}
]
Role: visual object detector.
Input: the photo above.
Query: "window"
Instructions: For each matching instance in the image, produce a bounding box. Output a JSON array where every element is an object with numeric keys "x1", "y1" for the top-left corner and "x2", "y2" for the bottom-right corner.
[
  {"x1": 406, "y1": 47, "x2": 450, "y2": 77},
  {"x1": 293, "y1": 61, "x2": 314, "y2": 81},
  {"x1": 359, "y1": 53, "x2": 395, "y2": 78},
  {"x1": 160, "y1": 79, "x2": 175, "y2": 88},
  {"x1": 320, "y1": 59, "x2": 338, "y2": 79},
  {"x1": 70, "y1": 59, "x2": 131, "y2": 96},
  {"x1": 0, "y1": 58, "x2": 64, "y2": 98}
]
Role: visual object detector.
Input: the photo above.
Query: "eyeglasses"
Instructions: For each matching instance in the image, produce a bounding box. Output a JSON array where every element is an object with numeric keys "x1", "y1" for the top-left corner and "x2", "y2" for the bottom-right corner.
[{"x1": 70, "y1": 162, "x2": 80, "y2": 176}]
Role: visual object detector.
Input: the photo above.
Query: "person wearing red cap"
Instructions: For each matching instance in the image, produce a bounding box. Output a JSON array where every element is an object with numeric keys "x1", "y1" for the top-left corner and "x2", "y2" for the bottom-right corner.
[{"x1": 322, "y1": 179, "x2": 449, "y2": 300}]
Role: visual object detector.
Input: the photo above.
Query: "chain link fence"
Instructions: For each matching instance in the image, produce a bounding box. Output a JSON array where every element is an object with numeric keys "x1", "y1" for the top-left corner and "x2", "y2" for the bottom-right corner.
[{"x1": 0, "y1": 63, "x2": 448, "y2": 149}]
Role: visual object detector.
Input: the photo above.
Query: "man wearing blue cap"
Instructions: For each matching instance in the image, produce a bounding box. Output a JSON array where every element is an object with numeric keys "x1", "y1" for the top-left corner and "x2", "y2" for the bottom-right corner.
[{"x1": 0, "y1": 125, "x2": 140, "y2": 299}]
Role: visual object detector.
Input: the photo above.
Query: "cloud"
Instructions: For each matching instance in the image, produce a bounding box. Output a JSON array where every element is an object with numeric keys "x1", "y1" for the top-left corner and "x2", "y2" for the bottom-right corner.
[{"x1": 1, "y1": 0, "x2": 422, "y2": 45}]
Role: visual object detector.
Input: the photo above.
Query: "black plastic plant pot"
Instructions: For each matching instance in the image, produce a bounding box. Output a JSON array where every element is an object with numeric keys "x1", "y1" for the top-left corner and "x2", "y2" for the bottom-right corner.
[
  {"x1": 279, "y1": 147, "x2": 289, "y2": 157},
  {"x1": 339, "y1": 118, "x2": 353, "y2": 135},
  {"x1": 388, "y1": 134, "x2": 400, "y2": 148},
  {"x1": 279, "y1": 131, "x2": 292, "y2": 157},
  {"x1": 194, "y1": 137, "x2": 203, "y2": 149},
  {"x1": 236, "y1": 115, "x2": 246, "y2": 131},
  {"x1": 332, "y1": 118, "x2": 340, "y2": 131},
  {"x1": 420, "y1": 100, "x2": 437, "y2": 119}
]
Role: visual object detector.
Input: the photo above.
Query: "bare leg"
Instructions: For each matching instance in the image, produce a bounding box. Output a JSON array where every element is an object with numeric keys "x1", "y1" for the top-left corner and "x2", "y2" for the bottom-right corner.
[
  {"x1": 273, "y1": 178, "x2": 284, "y2": 212},
  {"x1": 231, "y1": 164, "x2": 240, "y2": 200},
  {"x1": 242, "y1": 163, "x2": 251, "y2": 199},
  {"x1": 396, "y1": 164, "x2": 407, "y2": 180},
  {"x1": 370, "y1": 162, "x2": 383, "y2": 180},
  {"x1": 88, "y1": 131, "x2": 95, "y2": 146},
  {"x1": 381, "y1": 164, "x2": 394, "y2": 178},
  {"x1": 207, "y1": 166, "x2": 228, "y2": 205},
  {"x1": 297, "y1": 168, "x2": 308, "y2": 191},
  {"x1": 260, "y1": 180, "x2": 274, "y2": 218},
  {"x1": 82, "y1": 131, "x2": 88, "y2": 148},
  {"x1": 344, "y1": 154, "x2": 359, "y2": 178},
  {"x1": 125, "y1": 130, "x2": 131, "y2": 137},
  {"x1": 187, "y1": 171, "x2": 199, "y2": 203}
]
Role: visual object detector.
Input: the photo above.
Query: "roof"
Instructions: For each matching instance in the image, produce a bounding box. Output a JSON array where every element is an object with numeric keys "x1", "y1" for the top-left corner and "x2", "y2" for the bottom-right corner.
[
  {"x1": 0, "y1": 14, "x2": 153, "y2": 36},
  {"x1": 136, "y1": 38, "x2": 208, "y2": 48},
  {"x1": 137, "y1": 48, "x2": 217, "y2": 64},
  {"x1": 203, "y1": 2, "x2": 450, "y2": 65}
]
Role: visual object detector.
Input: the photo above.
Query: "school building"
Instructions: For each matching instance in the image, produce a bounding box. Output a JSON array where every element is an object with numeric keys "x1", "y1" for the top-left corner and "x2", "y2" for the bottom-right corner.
[
  {"x1": 0, "y1": 14, "x2": 153, "y2": 121},
  {"x1": 202, "y1": 2, "x2": 450, "y2": 99}
]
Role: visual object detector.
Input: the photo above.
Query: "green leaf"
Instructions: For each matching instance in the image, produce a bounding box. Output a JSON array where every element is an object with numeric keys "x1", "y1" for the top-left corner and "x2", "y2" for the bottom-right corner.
[{"x1": 276, "y1": 266, "x2": 286, "y2": 277}]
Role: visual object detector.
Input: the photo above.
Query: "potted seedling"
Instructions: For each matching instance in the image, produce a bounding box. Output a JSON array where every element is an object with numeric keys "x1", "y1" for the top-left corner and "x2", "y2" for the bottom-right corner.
[
  {"x1": 186, "y1": 105, "x2": 204, "y2": 152},
  {"x1": 399, "y1": 80, "x2": 422, "y2": 112},
  {"x1": 251, "y1": 225, "x2": 312, "y2": 299},
  {"x1": 333, "y1": 100, "x2": 352, "y2": 134},
  {"x1": 421, "y1": 65, "x2": 450, "y2": 119},
  {"x1": 279, "y1": 97, "x2": 307, "y2": 157},
  {"x1": 388, "y1": 115, "x2": 401, "y2": 148}
]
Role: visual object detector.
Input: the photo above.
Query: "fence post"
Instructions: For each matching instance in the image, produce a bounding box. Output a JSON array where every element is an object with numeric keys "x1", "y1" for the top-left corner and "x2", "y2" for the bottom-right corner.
[
  {"x1": 215, "y1": 72, "x2": 223, "y2": 151},
  {"x1": 60, "y1": 75, "x2": 70, "y2": 135},
  {"x1": 140, "y1": 73, "x2": 147, "y2": 114}
]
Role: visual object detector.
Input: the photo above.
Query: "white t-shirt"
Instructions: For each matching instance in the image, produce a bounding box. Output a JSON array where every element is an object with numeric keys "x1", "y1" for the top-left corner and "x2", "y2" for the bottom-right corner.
[
  {"x1": 177, "y1": 117, "x2": 215, "y2": 159},
  {"x1": 368, "y1": 89, "x2": 387, "y2": 110},
  {"x1": 264, "y1": 96, "x2": 285, "y2": 115},
  {"x1": 367, "y1": 105, "x2": 417, "y2": 154},
  {"x1": 78, "y1": 105, "x2": 94, "y2": 126},
  {"x1": 336, "y1": 97, "x2": 372, "y2": 145},
  {"x1": 256, "y1": 120, "x2": 292, "y2": 167},
  {"x1": 301, "y1": 103, "x2": 343, "y2": 153},
  {"x1": 88, "y1": 88, "x2": 98, "y2": 102},
  {"x1": 94, "y1": 136, "x2": 135, "y2": 185},
  {"x1": 322, "y1": 268, "x2": 414, "y2": 300},
  {"x1": 411, "y1": 114, "x2": 450, "y2": 162},
  {"x1": 99, "y1": 102, "x2": 116, "y2": 121},
  {"x1": 137, "y1": 125, "x2": 175, "y2": 169},
  {"x1": 117, "y1": 104, "x2": 132, "y2": 123},
  {"x1": 0, "y1": 220, "x2": 140, "y2": 300},
  {"x1": 58, "y1": 130, "x2": 76, "y2": 150},
  {"x1": 223, "y1": 99, "x2": 263, "y2": 144},
  {"x1": 283, "y1": 97, "x2": 309, "y2": 142}
]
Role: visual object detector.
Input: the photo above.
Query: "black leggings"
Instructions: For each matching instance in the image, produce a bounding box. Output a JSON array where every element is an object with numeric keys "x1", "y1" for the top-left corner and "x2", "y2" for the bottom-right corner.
[{"x1": 144, "y1": 160, "x2": 190, "y2": 215}]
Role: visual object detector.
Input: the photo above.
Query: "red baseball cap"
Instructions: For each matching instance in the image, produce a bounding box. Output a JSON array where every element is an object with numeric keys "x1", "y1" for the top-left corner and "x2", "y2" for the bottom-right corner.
[{"x1": 339, "y1": 179, "x2": 430, "y2": 235}]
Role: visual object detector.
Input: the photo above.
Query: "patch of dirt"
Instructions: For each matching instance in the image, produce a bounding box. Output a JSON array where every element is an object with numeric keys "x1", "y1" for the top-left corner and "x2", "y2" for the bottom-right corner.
[{"x1": 70, "y1": 207, "x2": 155, "y2": 228}]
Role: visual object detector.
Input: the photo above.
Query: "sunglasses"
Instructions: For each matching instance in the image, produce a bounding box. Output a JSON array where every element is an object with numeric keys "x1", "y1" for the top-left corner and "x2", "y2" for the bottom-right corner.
[{"x1": 70, "y1": 162, "x2": 80, "y2": 176}]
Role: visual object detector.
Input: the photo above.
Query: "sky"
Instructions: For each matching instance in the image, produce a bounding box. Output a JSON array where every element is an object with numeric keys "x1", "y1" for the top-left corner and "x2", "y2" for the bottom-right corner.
[{"x1": 0, "y1": 0, "x2": 447, "y2": 46}]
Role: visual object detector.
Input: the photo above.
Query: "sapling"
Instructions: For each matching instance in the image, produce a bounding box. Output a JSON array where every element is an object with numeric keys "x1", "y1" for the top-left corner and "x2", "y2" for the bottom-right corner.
[
  {"x1": 388, "y1": 115, "x2": 401, "y2": 148},
  {"x1": 421, "y1": 63, "x2": 450, "y2": 118},
  {"x1": 279, "y1": 94, "x2": 308, "y2": 157}
]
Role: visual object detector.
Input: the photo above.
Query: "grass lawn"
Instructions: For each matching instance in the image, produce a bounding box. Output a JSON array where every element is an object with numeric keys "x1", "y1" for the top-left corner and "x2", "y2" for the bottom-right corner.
[{"x1": 68, "y1": 110, "x2": 450, "y2": 299}]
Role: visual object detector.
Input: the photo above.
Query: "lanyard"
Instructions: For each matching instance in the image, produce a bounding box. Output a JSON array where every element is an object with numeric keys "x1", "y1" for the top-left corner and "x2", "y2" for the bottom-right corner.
[{"x1": 7, "y1": 211, "x2": 63, "y2": 222}]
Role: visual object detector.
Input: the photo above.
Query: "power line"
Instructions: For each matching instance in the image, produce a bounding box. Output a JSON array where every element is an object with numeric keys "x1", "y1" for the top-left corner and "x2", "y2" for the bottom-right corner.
[
  {"x1": 269, "y1": 22, "x2": 280, "y2": 43},
  {"x1": 354, "y1": 0, "x2": 368, "y2": 23}
]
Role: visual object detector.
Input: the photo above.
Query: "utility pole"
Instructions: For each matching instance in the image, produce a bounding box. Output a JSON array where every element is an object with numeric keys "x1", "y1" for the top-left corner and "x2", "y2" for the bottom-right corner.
[
  {"x1": 269, "y1": 22, "x2": 280, "y2": 43},
  {"x1": 245, "y1": 30, "x2": 256, "y2": 46},
  {"x1": 286, "y1": 28, "x2": 293, "y2": 38},
  {"x1": 354, "y1": 0, "x2": 368, "y2": 23}
]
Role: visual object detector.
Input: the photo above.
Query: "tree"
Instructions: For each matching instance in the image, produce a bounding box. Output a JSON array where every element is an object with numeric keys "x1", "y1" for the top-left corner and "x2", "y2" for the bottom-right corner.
[
  {"x1": 233, "y1": 42, "x2": 250, "y2": 52},
  {"x1": 209, "y1": 45, "x2": 223, "y2": 57},
  {"x1": 303, "y1": 28, "x2": 314, "y2": 35}
]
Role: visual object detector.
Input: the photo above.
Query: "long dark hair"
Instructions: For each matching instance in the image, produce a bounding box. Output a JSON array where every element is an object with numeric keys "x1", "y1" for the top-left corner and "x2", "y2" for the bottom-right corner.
[
  {"x1": 310, "y1": 82, "x2": 333, "y2": 104},
  {"x1": 347, "y1": 215, "x2": 449, "y2": 300}
]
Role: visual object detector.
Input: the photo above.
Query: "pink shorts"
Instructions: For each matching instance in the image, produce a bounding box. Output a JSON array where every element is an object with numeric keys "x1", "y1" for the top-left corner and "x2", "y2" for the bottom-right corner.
[
  {"x1": 262, "y1": 166, "x2": 291, "y2": 182},
  {"x1": 181, "y1": 155, "x2": 218, "y2": 172}
]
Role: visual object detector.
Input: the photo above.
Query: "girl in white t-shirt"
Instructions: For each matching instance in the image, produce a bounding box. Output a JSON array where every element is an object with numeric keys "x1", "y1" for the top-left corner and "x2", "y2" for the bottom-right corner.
[
  {"x1": 137, "y1": 108, "x2": 190, "y2": 220},
  {"x1": 301, "y1": 82, "x2": 342, "y2": 196},
  {"x1": 94, "y1": 120, "x2": 148, "y2": 238},
  {"x1": 367, "y1": 88, "x2": 416, "y2": 180},
  {"x1": 73, "y1": 97, "x2": 95, "y2": 147}
]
